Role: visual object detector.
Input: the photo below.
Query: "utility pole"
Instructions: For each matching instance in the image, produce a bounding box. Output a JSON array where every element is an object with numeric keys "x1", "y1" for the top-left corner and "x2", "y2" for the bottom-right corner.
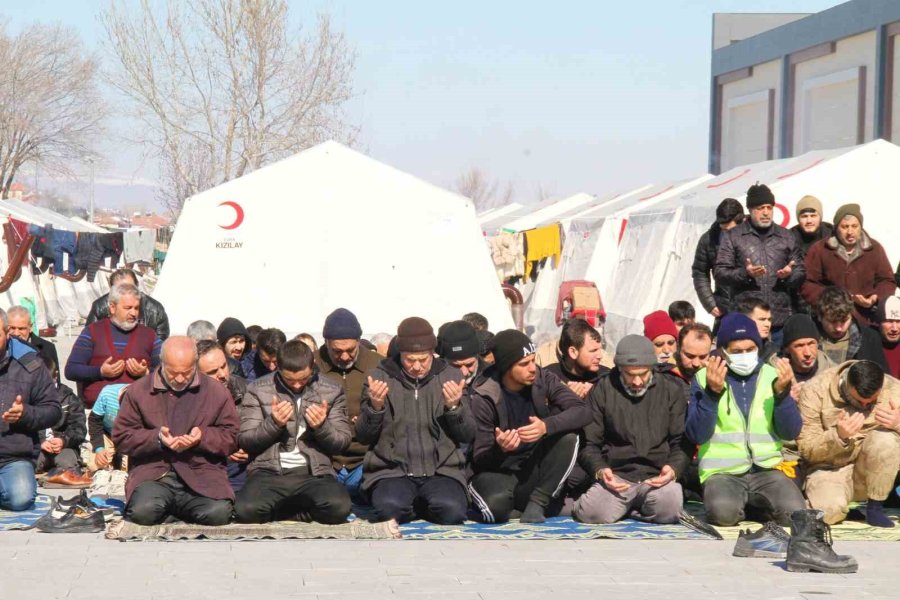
[{"x1": 87, "y1": 157, "x2": 95, "y2": 223}]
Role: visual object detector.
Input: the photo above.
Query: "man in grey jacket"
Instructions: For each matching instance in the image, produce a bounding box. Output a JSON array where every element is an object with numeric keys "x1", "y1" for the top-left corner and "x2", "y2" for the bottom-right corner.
[
  {"x1": 234, "y1": 340, "x2": 352, "y2": 524},
  {"x1": 358, "y1": 317, "x2": 475, "y2": 524}
]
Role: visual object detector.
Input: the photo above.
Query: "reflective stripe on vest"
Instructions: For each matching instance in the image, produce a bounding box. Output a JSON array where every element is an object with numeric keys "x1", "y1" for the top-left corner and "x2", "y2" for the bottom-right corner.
[{"x1": 695, "y1": 364, "x2": 783, "y2": 483}]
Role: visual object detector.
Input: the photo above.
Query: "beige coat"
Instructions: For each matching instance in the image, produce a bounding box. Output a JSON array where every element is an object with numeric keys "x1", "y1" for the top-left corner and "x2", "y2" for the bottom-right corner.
[{"x1": 797, "y1": 361, "x2": 900, "y2": 470}]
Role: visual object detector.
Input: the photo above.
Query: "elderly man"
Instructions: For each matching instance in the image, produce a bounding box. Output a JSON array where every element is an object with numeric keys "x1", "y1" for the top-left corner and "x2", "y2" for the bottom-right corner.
[
  {"x1": 235, "y1": 340, "x2": 352, "y2": 524},
  {"x1": 686, "y1": 313, "x2": 806, "y2": 526},
  {"x1": 813, "y1": 286, "x2": 887, "y2": 370},
  {"x1": 798, "y1": 360, "x2": 900, "y2": 528},
  {"x1": 0, "y1": 309, "x2": 61, "y2": 510},
  {"x1": 544, "y1": 317, "x2": 609, "y2": 399},
  {"x1": 715, "y1": 184, "x2": 805, "y2": 344},
  {"x1": 314, "y1": 308, "x2": 382, "y2": 501},
  {"x1": 86, "y1": 268, "x2": 170, "y2": 340},
  {"x1": 65, "y1": 284, "x2": 161, "y2": 408},
  {"x1": 802, "y1": 204, "x2": 896, "y2": 327},
  {"x1": 877, "y1": 296, "x2": 900, "y2": 378},
  {"x1": 643, "y1": 311, "x2": 678, "y2": 365},
  {"x1": 468, "y1": 330, "x2": 589, "y2": 524},
  {"x1": 357, "y1": 317, "x2": 474, "y2": 525},
  {"x1": 113, "y1": 337, "x2": 239, "y2": 525},
  {"x1": 573, "y1": 335, "x2": 689, "y2": 524},
  {"x1": 197, "y1": 340, "x2": 250, "y2": 491},
  {"x1": 6, "y1": 306, "x2": 58, "y2": 380},
  {"x1": 771, "y1": 314, "x2": 833, "y2": 384}
]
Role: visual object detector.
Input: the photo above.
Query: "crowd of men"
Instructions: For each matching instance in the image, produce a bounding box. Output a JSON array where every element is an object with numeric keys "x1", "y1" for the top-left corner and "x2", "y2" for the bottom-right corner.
[{"x1": 0, "y1": 185, "x2": 897, "y2": 571}]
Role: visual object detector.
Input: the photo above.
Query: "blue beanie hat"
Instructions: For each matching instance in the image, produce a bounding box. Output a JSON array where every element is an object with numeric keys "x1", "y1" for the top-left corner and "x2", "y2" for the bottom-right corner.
[
  {"x1": 717, "y1": 313, "x2": 762, "y2": 351},
  {"x1": 322, "y1": 308, "x2": 363, "y2": 340}
]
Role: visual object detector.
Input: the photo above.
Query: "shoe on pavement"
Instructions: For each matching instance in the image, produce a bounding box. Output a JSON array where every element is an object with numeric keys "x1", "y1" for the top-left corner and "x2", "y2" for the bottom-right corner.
[{"x1": 733, "y1": 521, "x2": 790, "y2": 558}]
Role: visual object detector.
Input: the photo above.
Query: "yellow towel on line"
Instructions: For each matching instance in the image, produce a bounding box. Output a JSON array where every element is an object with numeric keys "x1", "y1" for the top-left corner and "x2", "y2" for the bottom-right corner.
[{"x1": 523, "y1": 224, "x2": 561, "y2": 279}]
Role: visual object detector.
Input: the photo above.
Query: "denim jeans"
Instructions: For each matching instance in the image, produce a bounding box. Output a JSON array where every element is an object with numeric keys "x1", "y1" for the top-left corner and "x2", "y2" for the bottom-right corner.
[
  {"x1": 0, "y1": 460, "x2": 37, "y2": 511},
  {"x1": 336, "y1": 465, "x2": 365, "y2": 504}
]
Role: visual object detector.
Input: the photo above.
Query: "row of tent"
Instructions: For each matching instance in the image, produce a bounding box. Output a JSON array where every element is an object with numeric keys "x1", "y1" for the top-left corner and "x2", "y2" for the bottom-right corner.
[
  {"x1": 479, "y1": 139, "x2": 900, "y2": 348},
  {"x1": 0, "y1": 199, "x2": 111, "y2": 332}
]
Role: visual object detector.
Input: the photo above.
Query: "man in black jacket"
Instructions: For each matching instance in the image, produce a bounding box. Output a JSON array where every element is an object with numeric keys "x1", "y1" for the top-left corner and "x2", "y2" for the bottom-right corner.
[
  {"x1": 715, "y1": 184, "x2": 805, "y2": 342},
  {"x1": 437, "y1": 320, "x2": 489, "y2": 387},
  {"x1": 544, "y1": 317, "x2": 609, "y2": 399},
  {"x1": 358, "y1": 317, "x2": 474, "y2": 525},
  {"x1": 0, "y1": 309, "x2": 62, "y2": 510},
  {"x1": 6, "y1": 306, "x2": 59, "y2": 382},
  {"x1": 815, "y1": 286, "x2": 888, "y2": 370},
  {"x1": 37, "y1": 355, "x2": 89, "y2": 486},
  {"x1": 692, "y1": 198, "x2": 744, "y2": 320},
  {"x1": 86, "y1": 268, "x2": 170, "y2": 340},
  {"x1": 573, "y1": 335, "x2": 689, "y2": 524},
  {"x1": 468, "y1": 330, "x2": 590, "y2": 523}
]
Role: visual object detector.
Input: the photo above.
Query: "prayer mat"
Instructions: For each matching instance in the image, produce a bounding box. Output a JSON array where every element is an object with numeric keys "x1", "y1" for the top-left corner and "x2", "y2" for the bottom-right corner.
[
  {"x1": 107, "y1": 518, "x2": 401, "y2": 542},
  {"x1": 398, "y1": 516, "x2": 710, "y2": 540},
  {"x1": 0, "y1": 494, "x2": 52, "y2": 531},
  {"x1": 683, "y1": 502, "x2": 900, "y2": 541}
]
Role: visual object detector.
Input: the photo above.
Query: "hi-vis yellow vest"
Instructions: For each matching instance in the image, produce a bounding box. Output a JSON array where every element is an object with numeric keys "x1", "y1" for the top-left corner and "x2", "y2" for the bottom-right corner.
[{"x1": 695, "y1": 364, "x2": 783, "y2": 483}]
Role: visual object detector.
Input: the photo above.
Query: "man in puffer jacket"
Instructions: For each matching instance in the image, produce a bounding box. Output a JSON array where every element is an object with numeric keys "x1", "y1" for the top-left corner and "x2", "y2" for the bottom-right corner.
[
  {"x1": 86, "y1": 268, "x2": 169, "y2": 340},
  {"x1": 235, "y1": 340, "x2": 352, "y2": 524},
  {"x1": 692, "y1": 198, "x2": 744, "y2": 320},
  {"x1": 357, "y1": 317, "x2": 475, "y2": 525},
  {"x1": 715, "y1": 184, "x2": 805, "y2": 340}
]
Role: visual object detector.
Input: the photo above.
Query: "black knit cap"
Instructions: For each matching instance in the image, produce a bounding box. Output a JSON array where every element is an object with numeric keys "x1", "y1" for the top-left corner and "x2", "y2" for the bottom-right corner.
[
  {"x1": 437, "y1": 320, "x2": 480, "y2": 360},
  {"x1": 745, "y1": 183, "x2": 775, "y2": 209},
  {"x1": 217, "y1": 317, "x2": 249, "y2": 347},
  {"x1": 476, "y1": 330, "x2": 495, "y2": 356},
  {"x1": 492, "y1": 329, "x2": 536, "y2": 375},
  {"x1": 396, "y1": 317, "x2": 436, "y2": 353},
  {"x1": 781, "y1": 314, "x2": 820, "y2": 349},
  {"x1": 715, "y1": 198, "x2": 744, "y2": 224}
]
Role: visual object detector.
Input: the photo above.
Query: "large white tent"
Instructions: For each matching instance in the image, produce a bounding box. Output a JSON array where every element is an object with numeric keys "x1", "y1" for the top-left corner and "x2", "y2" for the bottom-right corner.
[
  {"x1": 603, "y1": 140, "x2": 900, "y2": 346},
  {"x1": 153, "y1": 141, "x2": 515, "y2": 338}
]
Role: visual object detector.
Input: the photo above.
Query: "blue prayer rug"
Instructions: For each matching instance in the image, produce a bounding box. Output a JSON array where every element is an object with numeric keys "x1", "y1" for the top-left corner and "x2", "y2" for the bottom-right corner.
[
  {"x1": 398, "y1": 516, "x2": 709, "y2": 540},
  {"x1": 0, "y1": 494, "x2": 52, "y2": 531}
]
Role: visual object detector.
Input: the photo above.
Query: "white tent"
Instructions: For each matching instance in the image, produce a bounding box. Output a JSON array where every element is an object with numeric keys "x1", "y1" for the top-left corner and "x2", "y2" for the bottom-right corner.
[
  {"x1": 153, "y1": 141, "x2": 516, "y2": 338},
  {"x1": 501, "y1": 192, "x2": 599, "y2": 233},
  {"x1": 477, "y1": 202, "x2": 523, "y2": 225},
  {"x1": 603, "y1": 140, "x2": 900, "y2": 346}
]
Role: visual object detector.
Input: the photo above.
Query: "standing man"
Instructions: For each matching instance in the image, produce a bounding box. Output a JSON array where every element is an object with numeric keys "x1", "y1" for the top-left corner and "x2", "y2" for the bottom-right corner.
[
  {"x1": 316, "y1": 308, "x2": 382, "y2": 501},
  {"x1": 0, "y1": 308, "x2": 61, "y2": 510},
  {"x1": 715, "y1": 184, "x2": 805, "y2": 345},
  {"x1": 357, "y1": 317, "x2": 474, "y2": 525},
  {"x1": 65, "y1": 283, "x2": 161, "y2": 408},
  {"x1": 692, "y1": 198, "x2": 744, "y2": 321},
  {"x1": 573, "y1": 335, "x2": 689, "y2": 524},
  {"x1": 468, "y1": 330, "x2": 590, "y2": 523},
  {"x1": 686, "y1": 313, "x2": 806, "y2": 526},
  {"x1": 113, "y1": 337, "x2": 239, "y2": 526},
  {"x1": 877, "y1": 296, "x2": 900, "y2": 378},
  {"x1": 791, "y1": 195, "x2": 833, "y2": 257},
  {"x1": 798, "y1": 360, "x2": 900, "y2": 527}
]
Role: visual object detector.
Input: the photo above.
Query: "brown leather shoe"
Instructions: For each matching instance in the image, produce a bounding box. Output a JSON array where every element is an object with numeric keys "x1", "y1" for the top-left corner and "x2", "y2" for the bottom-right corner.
[{"x1": 45, "y1": 469, "x2": 93, "y2": 488}]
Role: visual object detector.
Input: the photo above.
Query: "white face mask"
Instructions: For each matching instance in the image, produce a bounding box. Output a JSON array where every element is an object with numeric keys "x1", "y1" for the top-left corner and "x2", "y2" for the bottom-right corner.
[{"x1": 725, "y1": 351, "x2": 758, "y2": 376}]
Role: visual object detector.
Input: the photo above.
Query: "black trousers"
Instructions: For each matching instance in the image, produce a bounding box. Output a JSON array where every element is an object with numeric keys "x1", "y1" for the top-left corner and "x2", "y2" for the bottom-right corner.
[
  {"x1": 703, "y1": 469, "x2": 806, "y2": 527},
  {"x1": 469, "y1": 433, "x2": 579, "y2": 523},
  {"x1": 234, "y1": 467, "x2": 351, "y2": 524},
  {"x1": 125, "y1": 472, "x2": 233, "y2": 526},
  {"x1": 370, "y1": 475, "x2": 467, "y2": 525}
]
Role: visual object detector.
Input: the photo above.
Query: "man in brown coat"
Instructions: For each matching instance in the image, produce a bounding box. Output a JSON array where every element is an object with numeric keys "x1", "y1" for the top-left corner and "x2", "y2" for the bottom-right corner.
[
  {"x1": 113, "y1": 336, "x2": 239, "y2": 526},
  {"x1": 797, "y1": 360, "x2": 900, "y2": 527},
  {"x1": 315, "y1": 308, "x2": 381, "y2": 501},
  {"x1": 802, "y1": 204, "x2": 897, "y2": 327}
]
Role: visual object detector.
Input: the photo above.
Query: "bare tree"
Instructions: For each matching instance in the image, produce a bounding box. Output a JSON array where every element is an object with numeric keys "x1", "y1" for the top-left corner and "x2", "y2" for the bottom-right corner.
[
  {"x1": 0, "y1": 22, "x2": 104, "y2": 198},
  {"x1": 100, "y1": 0, "x2": 356, "y2": 213},
  {"x1": 455, "y1": 167, "x2": 514, "y2": 212}
]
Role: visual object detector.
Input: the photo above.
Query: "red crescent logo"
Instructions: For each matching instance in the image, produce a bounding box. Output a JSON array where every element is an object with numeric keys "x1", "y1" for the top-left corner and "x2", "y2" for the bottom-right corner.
[
  {"x1": 774, "y1": 203, "x2": 790, "y2": 228},
  {"x1": 219, "y1": 201, "x2": 244, "y2": 230}
]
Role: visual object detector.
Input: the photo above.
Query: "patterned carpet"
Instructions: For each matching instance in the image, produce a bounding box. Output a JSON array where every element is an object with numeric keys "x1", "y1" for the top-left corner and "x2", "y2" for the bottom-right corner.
[
  {"x1": 0, "y1": 494, "x2": 52, "y2": 531},
  {"x1": 398, "y1": 516, "x2": 708, "y2": 540}
]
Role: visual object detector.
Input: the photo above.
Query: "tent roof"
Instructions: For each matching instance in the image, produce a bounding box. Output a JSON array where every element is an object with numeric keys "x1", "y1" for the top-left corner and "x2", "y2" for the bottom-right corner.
[
  {"x1": 0, "y1": 198, "x2": 102, "y2": 232},
  {"x1": 500, "y1": 192, "x2": 599, "y2": 232},
  {"x1": 478, "y1": 202, "x2": 524, "y2": 225},
  {"x1": 153, "y1": 141, "x2": 515, "y2": 338}
]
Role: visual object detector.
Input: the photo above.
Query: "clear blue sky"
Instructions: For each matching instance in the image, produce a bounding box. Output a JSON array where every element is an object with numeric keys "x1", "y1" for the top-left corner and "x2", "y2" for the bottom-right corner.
[{"x1": 3, "y1": 0, "x2": 846, "y2": 204}]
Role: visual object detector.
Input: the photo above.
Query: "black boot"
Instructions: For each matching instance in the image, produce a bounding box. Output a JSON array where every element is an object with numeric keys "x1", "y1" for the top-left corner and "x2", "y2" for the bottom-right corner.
[{"x1": 786, "y1": 509, "x2": 858, "y2": 574}]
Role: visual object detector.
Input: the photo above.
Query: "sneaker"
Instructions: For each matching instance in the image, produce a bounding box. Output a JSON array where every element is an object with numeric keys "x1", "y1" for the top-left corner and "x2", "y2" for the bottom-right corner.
[
  {"x1": 53, "y1": 490, "x2": 116, "y2": 520},
  {"x1": 733, "y1": 521, "x2": 790, "y2": 558},
  {"x1": 35, "y1": 506, "x2": 106, "y2": 534}
]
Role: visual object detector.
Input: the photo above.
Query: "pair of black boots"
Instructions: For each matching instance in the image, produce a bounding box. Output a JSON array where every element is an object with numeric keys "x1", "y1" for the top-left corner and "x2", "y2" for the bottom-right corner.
[{"x1": 733, "y1": 509, "x2": 858, "y2": 574}]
